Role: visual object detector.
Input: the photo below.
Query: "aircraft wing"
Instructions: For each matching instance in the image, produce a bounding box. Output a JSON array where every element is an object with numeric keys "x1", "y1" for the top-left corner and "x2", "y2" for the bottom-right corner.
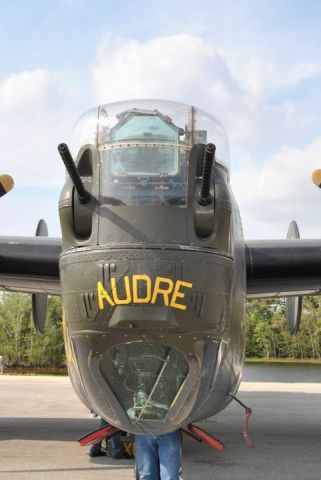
[
  {"x1": 1, "y1": 235, "x2": 321, "y2": 299},
  {"x1": 246, "y1": 239, "x2": 321, "y2": 298},
  {"x1": 0, "y1": 236, "x2": 61, "y2": 295}
]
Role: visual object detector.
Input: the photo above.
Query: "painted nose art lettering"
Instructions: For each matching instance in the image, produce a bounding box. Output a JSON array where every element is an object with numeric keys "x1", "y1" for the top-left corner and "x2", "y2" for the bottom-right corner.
[{"x1": 97, "y1": 275, "x2": 193, "y2": 311}]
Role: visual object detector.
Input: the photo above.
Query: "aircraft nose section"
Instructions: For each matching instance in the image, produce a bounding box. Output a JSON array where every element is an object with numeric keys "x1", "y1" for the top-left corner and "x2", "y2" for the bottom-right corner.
[
  {"x1": 100, "y1": 342, "x2": 188, "y2": 421},
  {"x1": 73, "y1": 336, "x2": 200, "y2": 434},
  {"x1": 60, "y1": 246, "x2": 234, "y2": 433}
]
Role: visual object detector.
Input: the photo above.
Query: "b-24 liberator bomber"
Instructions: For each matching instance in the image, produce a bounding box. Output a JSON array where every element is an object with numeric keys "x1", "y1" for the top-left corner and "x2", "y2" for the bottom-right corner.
[{"x1": 1, "y1": 100, "x2": 321, "y2": 443}]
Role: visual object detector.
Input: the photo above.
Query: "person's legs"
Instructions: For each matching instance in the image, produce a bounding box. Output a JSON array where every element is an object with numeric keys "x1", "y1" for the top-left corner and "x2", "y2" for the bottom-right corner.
[
  {"x1": 158, "y1": 431, "x2": 181, "y2": 480},
  {"x1": 110, "y1": 433, "x2": 124, "y2": 458},
  {"x1": 89, "y1": 418, "x2": 108, "y2": 457},
  {"x1": 135, "y1": 435, "x2": 159, "y2": 480}
]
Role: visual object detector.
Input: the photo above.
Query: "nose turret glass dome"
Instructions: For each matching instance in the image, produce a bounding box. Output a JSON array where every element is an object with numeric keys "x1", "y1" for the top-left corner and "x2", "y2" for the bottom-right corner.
[
  {"x1": 71, "y1": 99, "x2": 229, "y2": 170},
  {"x1": 100, "y1": 342, "x2": 189, "y2": 421}
]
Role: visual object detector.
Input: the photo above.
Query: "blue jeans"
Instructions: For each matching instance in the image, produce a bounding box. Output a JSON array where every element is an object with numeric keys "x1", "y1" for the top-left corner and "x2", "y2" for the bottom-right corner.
[
  {"x1": 90, "y1": 418, "x2": 123, "y2": 456},
  {"x1": 135, "y1": 431, "x2": 181, "y2": 480}
]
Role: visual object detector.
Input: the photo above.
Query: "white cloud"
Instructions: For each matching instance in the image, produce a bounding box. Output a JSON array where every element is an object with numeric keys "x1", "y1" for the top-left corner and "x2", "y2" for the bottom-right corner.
[
  {"x1": 92, "y1": 34, "x2": 228, "y2": 104},
  {"x1": 91, "y1": 34, "x2": 302, "y2": 154},
  {"x1": 224, "y1": 53, "x2": 321, "y2": 100},
  {"x1": 0, "y1": 69, "x2": 80, "y2": 235},
  {"x1": 285, "y1": 61, "x2": 321, "y2": 87},
  {"x1": 231, "y1": 137, "x2": 321, "y2": 239},
  {"x1": 0, "y1": 69, "x2": 76, "y2": 190},
  {"x1": 0, "y1": 69, "x2": 49, "y2": 111}
]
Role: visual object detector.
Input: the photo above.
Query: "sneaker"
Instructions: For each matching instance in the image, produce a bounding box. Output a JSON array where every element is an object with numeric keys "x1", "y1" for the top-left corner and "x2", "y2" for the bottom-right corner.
[{"x1": 89, "y1": 449, "x2": 106, "y2": 457}]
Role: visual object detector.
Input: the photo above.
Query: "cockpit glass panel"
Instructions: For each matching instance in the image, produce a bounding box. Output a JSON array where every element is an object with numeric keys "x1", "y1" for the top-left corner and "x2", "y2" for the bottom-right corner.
[
  {"x1": 100, "y1": 146, "x2": 188, "y2": 206},
  {"x1": 109, "y1": 146, "x2": 178, "y2": 176},
  {"x1": 111, "y1": 114, "x2": 178, "y2": 143},
  {"x1": 100, "y1": 342, "x2": 189, "y2": 420},
  {"x1": 98, "y1": 107, "x2": 188, "y2": 206},
  {"x1": 71, "y1": 99, "x2": 230, "y2": 170}
]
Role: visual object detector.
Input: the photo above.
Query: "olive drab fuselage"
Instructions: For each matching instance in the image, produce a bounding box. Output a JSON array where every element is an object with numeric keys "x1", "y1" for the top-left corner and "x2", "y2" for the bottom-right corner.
[{"x1": 58, "y1": 100, "x2": 246, "y2": 435}]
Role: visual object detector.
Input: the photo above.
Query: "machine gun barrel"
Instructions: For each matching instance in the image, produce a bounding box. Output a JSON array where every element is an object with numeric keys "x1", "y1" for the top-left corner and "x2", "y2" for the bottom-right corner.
[
  {"x1": 198, "y1": 143, "x2": 216, "y2": 206},
  {"x1": 57, "y1": 143, "x2": 91, "y2": 204}
]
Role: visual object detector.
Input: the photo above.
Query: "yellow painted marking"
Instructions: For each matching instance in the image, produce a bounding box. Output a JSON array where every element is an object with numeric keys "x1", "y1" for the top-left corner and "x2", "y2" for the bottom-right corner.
[
  {"x1": 96, "y1": 275, "x2": 193, "y2": 310},
  {"x1": 111, "y1": 275, "x2": 132, "y2": 305},
  {"x1": 122, "y1": 441, "x2": 135, "y2": 458},
  {"x1": 132, "y1": 274, "x2": 152, "y2": 303},
  {"x1": 151, "y1": 276, "x2": 174, "y2": 306},
  {"x1": 170, "y1": 280, "x2": 193, "y2": 310},
  {"x1": 97, "y1": 281, "x2": 115, "y2": 308}
]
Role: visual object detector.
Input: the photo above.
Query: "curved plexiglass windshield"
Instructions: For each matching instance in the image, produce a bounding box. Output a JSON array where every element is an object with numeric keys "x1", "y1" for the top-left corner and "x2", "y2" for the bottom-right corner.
[
  {"x1": 109, "y1": 110, "x2": 180, "y2": 143},
  {"x1": 100, "y1": 145, "x2": 188, "y2": 206},
  {"x1": 100, "y1": 342, "x2": 189, "y2": 421},
  {"x1": 71, "y1": 100, "x2": 229, "y2": 206},
  {"x1": 109, "y1": 146, "x2": 178, "y2": 176},
  {"x1": 72, "y1": 99, "x2": 229, "y2": 167}
]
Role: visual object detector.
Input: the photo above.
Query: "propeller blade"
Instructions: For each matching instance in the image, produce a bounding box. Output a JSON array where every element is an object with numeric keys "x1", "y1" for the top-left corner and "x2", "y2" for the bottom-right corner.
[
  {"x1": 32, "y1": 219, "x2": 49, "y2": 334},
  {"x1": 0, "y1": 174, "x2": 14, "y2": 198},
  {"x1": 312, "y1": 169, "x2": 321, "y2": 188},
  {"x1": 285, "y1": 221, "x2": 302, "y2": 335}
]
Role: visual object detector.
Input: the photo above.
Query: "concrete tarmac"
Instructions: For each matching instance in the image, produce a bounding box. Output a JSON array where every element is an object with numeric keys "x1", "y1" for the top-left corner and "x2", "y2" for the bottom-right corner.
[{"x1": 0, "y1": 375, "x2": 321, "y2": 480}]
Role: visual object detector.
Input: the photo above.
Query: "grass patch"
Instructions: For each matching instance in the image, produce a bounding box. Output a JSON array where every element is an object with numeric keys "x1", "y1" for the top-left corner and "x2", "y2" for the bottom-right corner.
[
  {"x1": 3, "y1": 366, "x2": 68, "y2": 375},
  {"x1": 245, "y1": 358, "x2": 321, "y2": 365}
]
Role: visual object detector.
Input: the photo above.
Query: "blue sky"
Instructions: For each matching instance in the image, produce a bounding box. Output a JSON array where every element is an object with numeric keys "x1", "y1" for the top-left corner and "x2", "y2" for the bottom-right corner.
[{"x1": 0, "y1": 0, "x2": 321, "y2": 238}]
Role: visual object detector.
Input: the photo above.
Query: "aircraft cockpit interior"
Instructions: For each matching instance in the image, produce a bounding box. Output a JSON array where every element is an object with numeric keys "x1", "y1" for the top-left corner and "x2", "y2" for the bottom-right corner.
[{"x1": 99, "y1": 108, "x2": 188, "y2": 207}]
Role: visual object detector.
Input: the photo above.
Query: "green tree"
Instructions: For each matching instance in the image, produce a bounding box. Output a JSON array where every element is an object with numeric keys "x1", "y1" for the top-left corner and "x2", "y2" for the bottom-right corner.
[
  {"x1": 246, "y1": 296, "x2": 321, "y2": 360},
  {"x1": 0, "y1": 293, "x2": 31, "y2": 364},
  {"x1": 0, "y1": 293, "x2": 65, "y2": 368},
  {"x1": 246, "y1": 299, "x2": 283, "y2": 358}
]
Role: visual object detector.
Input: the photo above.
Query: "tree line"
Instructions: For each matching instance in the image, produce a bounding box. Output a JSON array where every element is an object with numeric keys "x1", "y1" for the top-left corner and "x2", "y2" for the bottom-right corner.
[
  {"x1": 0, "y1": 293, "x2": 65, "y2": 368},
  {"x1": 0, "y1": 293, "x2": 320, "y2": 368},
  {"x1": 246, "y1": 297, "x2": 321, "y2": 360}
]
